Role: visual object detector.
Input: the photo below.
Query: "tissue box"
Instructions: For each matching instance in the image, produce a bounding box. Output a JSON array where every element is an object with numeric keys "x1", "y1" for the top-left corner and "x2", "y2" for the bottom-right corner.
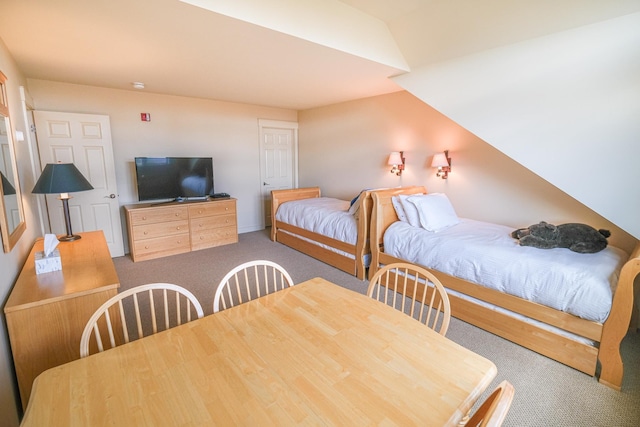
[{"x1": 35, "y1": 249, "x2": 62, "y2": 274}]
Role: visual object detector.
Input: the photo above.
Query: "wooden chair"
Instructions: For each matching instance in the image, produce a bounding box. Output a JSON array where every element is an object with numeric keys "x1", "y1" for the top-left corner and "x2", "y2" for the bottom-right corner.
[
  {"x1": 213, "y1": 260, "x2": 294, "y2": 312},
  {"x1": 462, "y1": 380, "x2": 515, "y2": 427},
  {"x1": 80, "y1": 283, "x2": 204, "y2": 358},
  {"x1": 367, "y1": 262, "x2": 451, "y2": 336}
]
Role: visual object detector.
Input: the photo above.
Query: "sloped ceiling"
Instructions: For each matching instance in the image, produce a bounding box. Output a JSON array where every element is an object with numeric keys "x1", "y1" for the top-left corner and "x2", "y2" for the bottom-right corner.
[
  {"x1": 2, "y1": 0, "x2": 637, "y2": 110},
  {"x1": 394, "y1": 12, "x2": 640, "y2": 239}
]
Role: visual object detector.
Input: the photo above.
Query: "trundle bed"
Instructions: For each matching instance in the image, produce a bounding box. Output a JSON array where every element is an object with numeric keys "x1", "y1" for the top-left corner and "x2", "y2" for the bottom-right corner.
[
  {"x1": 271, "y1": 187, "x2": 373, "y2": 279},
  {"x1": 369, "y1": 186, "x2": 640, "y2": 390}
]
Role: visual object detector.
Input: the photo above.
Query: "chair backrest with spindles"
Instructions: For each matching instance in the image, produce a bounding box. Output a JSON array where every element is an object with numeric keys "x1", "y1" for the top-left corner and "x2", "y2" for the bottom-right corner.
[
  {"x1": 464, "y1": 380, "x2": 515, "y2": 427},
  {"x1": 213, "y1": 260, "x2": 294, "y2": 313},
  {"x1": 80, "y1": 283, "x2": 204, "y2": 358},
  {"x1": 367, "y1": 262, "x2": 451, "y2": 336}
]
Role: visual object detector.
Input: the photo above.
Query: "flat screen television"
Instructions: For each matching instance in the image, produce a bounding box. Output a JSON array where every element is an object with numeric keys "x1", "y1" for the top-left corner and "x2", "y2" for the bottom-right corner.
[{"x1": 134, "y1": 157, "x2": 214, "y2": 201}]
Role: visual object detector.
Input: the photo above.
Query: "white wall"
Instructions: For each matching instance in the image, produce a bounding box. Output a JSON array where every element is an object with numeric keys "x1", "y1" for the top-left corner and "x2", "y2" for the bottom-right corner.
[
  {"x1": 298, "y1": 91, "x2": 636, "y2": 254},
  {"x1": 0, "y1": 39, "x2": 43, "y2": 427},
  {"x1": 393, "y1": 12, "x2": 640, "y2": 239},
  {"x1": 26, "y1": 80, "x2": 297, "y2": 251}
]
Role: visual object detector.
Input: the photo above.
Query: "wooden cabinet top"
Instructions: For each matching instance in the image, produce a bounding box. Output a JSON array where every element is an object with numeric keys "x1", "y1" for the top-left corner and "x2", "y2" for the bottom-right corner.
[
  {"x1": 124, "y1": 198, "x2": 236, "y2": 212},
  {"x1": 4, "y1": 231, "x2": 120, "y2": 313}
]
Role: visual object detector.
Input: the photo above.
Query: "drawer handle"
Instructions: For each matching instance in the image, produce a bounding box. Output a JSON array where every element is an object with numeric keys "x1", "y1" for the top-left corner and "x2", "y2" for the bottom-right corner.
[
  {"x1": 175, "y1": 213, "x2": 180, "y2": 217},
  {"x1": 198, "y1": 210, "x2": 203, "y2": 214},
  {"x1": 144, "y1": 231, "x2": 148, "y2": 235},
  {"x1": 145, "y1": 245, "x2": 149, "y2": 249},
  {"x1": 176, "y1": 227, "x2": 180, "y2": 230},
  {"x1": 142, "y1": 216, "x2": 147, "y2": 220},
  {"x1": 225, "y1": 207, "x2": 229, "y2": 211},
  {"x1": 200, "y1": 236, "x2": 204, "y2": 240}
]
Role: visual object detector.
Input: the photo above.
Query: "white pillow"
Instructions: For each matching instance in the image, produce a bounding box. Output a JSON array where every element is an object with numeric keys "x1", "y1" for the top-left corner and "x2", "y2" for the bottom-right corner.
[
  {"x1": 391, "y1": 196, "x2": 407, "y2": 222},
  {"x1": 407, "y1": 193, "x2": 460, "y2": 232},
  {"x1": 398, "y1": 194, "x2": 421, "y2": 228}
]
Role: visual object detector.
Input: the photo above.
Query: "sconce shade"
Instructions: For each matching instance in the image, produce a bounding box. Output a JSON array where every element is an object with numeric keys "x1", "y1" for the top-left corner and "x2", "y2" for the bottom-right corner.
[
  {"x1": 431, "y1": 153, "x2": 450, "y2": 168},
  {"x1": 388, "y1": 152, "x2": 403, "y2": 166},
  {"x1": 32, "y1": 163, "x2": 94, "y2": 242},
  {"x1": 32, "y1": 163, "x2": 94, "y2": 194},
  {"x1": 1, "y1": 171, "x2": 16, "y2": 195}
]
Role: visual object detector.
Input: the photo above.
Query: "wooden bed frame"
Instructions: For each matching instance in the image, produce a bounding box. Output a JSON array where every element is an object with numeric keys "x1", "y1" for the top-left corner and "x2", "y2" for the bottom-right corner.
[
  {"x1": 369, "y1": 186, "x2": 640, "y2": 390},
  {"x1": 271, "y1": 187, "x2": 372, "y2": 280}
]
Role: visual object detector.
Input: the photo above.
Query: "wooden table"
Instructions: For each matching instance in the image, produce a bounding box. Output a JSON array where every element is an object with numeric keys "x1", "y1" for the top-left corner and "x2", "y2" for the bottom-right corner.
[
  {"x1": 4, "y1": 231, "x2": 119, "y2": 410},
  {"x1": 21, "y1": 277, "x2": 497, "y2": 426}
]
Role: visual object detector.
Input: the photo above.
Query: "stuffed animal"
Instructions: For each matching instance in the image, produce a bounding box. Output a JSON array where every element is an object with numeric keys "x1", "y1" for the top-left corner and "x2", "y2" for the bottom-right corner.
[{"x1": 511, "y1": 221, "x2": 610, "y2": 254}]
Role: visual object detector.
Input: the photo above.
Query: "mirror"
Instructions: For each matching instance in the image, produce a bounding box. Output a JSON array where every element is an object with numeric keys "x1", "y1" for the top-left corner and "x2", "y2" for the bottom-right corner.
[{"x1": 0, "y1": 70, "x2": 26, "y2": 252}]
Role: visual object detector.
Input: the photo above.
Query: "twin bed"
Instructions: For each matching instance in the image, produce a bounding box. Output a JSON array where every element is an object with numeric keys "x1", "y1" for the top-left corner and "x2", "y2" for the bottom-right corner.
[
  {"x1": 271, "y1": 187, "x2": 372, "y2": 279},
  {"x1": 270, "y1": 185, "x2": 639, "y2": 390},
  {"x1": 369, "y1": 186, "x2": 640, "y2": 390}
]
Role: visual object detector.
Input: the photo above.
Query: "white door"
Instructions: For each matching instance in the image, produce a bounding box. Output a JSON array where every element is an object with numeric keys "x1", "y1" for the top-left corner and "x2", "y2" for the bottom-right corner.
[
  {"x1": 259, "y1": 119, "x2": 298, "y2": 227},
  {"x1": 34, "y1": 111, "x2": 124, "y2": 257}
]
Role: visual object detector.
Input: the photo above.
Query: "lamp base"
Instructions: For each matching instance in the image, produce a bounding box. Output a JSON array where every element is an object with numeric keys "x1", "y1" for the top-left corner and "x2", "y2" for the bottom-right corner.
[{"x1": 58, "y1": 234, "x2": 82, "y2": 242}]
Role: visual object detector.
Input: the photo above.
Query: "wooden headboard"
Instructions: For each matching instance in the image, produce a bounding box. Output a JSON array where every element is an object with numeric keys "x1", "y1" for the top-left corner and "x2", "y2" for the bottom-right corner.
[{"x1": 369, "y1": 186, "x2": 426, "y2": 266}]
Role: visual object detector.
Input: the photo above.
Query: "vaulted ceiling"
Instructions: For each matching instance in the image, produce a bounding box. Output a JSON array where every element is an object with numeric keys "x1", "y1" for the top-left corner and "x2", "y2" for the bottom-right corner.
[{"x1": 1, "y1": 0, "x2": 636, "y2": 110}]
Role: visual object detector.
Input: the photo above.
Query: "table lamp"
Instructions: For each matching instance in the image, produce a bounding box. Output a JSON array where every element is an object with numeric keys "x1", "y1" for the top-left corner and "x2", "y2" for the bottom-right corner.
[
  {"x1": 32, "y1": 163, "x2": 94, "y2": 241},
  {"x1": 1, "y1": 171, "x2": 16, "y2": 195}
]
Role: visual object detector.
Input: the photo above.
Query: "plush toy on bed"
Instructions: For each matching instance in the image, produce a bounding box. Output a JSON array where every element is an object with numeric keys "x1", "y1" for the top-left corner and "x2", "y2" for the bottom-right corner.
[{"x1": 511, "y1": 221, "x2": 610, "y2": 253}]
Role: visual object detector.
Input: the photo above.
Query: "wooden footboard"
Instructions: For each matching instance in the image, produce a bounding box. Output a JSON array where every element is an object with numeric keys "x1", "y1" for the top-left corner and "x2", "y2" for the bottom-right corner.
[
  {"x1": 370, "y1": 188, "x2": 640, "y2": 390},
  {"x1": 271, "y1": 187, "x2": 373, "y2": 279},
  {"x1": 599, "y1": 241, "x2": 640, "y2": 389},
  {"x1": 271, "y1": 187, "x2": 321, "y2": 242}
]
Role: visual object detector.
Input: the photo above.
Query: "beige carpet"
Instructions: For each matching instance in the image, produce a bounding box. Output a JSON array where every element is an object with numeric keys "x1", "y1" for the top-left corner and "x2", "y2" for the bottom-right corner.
[{"x1": 113, "y1": 229, "x2": 640, "y2": 426}]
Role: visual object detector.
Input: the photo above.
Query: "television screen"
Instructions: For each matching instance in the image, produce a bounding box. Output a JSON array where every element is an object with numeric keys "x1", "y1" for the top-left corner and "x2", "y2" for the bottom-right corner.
[{"x1": 134, "y1": 157, "x2": 214, "y2": 201}]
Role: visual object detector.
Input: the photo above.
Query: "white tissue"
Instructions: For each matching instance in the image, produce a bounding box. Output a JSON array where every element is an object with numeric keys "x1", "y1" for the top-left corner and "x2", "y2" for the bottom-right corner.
[
  {"x1": 35, "y1": 234, "x2": 62, "y2": 274},
  {"x1": 44, "y1": 233, "x2": 59, "y2": 257}
]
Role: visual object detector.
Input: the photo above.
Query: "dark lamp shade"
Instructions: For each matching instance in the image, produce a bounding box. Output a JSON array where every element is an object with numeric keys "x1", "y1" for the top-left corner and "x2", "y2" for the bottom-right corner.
[
  {"x1": 1, "y1": 171, "x2": 16, "y2": 195},
  {"x1": 32, "y1": 163, "x2": 94, "y2": 194}
]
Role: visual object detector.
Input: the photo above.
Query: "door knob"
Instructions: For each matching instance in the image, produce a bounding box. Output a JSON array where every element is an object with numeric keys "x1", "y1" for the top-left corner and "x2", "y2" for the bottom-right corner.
[
  {"x1": 105, "y1": 194, "x2": 116, "y2": 199},
  {"x1": 263, "y1": 182, "x2": 270, "y2": 186}
]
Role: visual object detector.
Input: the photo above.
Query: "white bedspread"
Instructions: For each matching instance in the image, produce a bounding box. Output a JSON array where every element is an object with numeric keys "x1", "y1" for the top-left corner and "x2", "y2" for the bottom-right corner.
[
  {"x1": 384, "y1": 219, "x2": 628, "y2": 323},
  {"x1": 276, "y1": 197, "x2": 358, "y2": 245}
]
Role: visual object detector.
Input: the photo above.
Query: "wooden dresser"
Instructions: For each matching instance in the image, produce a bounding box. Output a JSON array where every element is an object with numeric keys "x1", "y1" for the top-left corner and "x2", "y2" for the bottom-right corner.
[
  {"x1": 4, "y1": 231, "x2": 120, "y2": 410},
  {"x1": 125, "y1": 198, "x2": 237, "y2": 261}
]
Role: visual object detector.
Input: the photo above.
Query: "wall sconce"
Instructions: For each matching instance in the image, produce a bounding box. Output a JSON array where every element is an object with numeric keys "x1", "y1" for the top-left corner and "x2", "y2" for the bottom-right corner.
[
  {"x1": 431, "y1": 150, "x2": 451, "y2": 179},
  {"x1": 388, "y1": 151, "x2": 405, "y2": 176}
]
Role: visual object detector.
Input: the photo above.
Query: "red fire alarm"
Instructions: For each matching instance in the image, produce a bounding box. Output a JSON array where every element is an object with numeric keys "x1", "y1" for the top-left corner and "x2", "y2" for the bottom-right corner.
[{"x1": 141, "y1": 113, "x2": 151, "y2": 122}]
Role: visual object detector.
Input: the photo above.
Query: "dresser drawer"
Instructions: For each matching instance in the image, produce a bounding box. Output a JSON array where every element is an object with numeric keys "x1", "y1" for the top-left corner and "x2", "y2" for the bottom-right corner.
[
  {"x1": 189, "y1": 213, "x2": 236, "y2": 232},
  {"x1": 132, "y1": 233, "x2": 191, "y2": 261},
  {"x1": 132, "y1": 220, "x2": 189, "y2": 241},
  {"x1": 191, "y1": 226, "x2": 238, "y2": 251},
  {"x1": 129, "y1": 206, "x2": 189, "y2": 225},
  {"x1": 188, "y1": 200, "x2": 235, "y2": 218}
]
